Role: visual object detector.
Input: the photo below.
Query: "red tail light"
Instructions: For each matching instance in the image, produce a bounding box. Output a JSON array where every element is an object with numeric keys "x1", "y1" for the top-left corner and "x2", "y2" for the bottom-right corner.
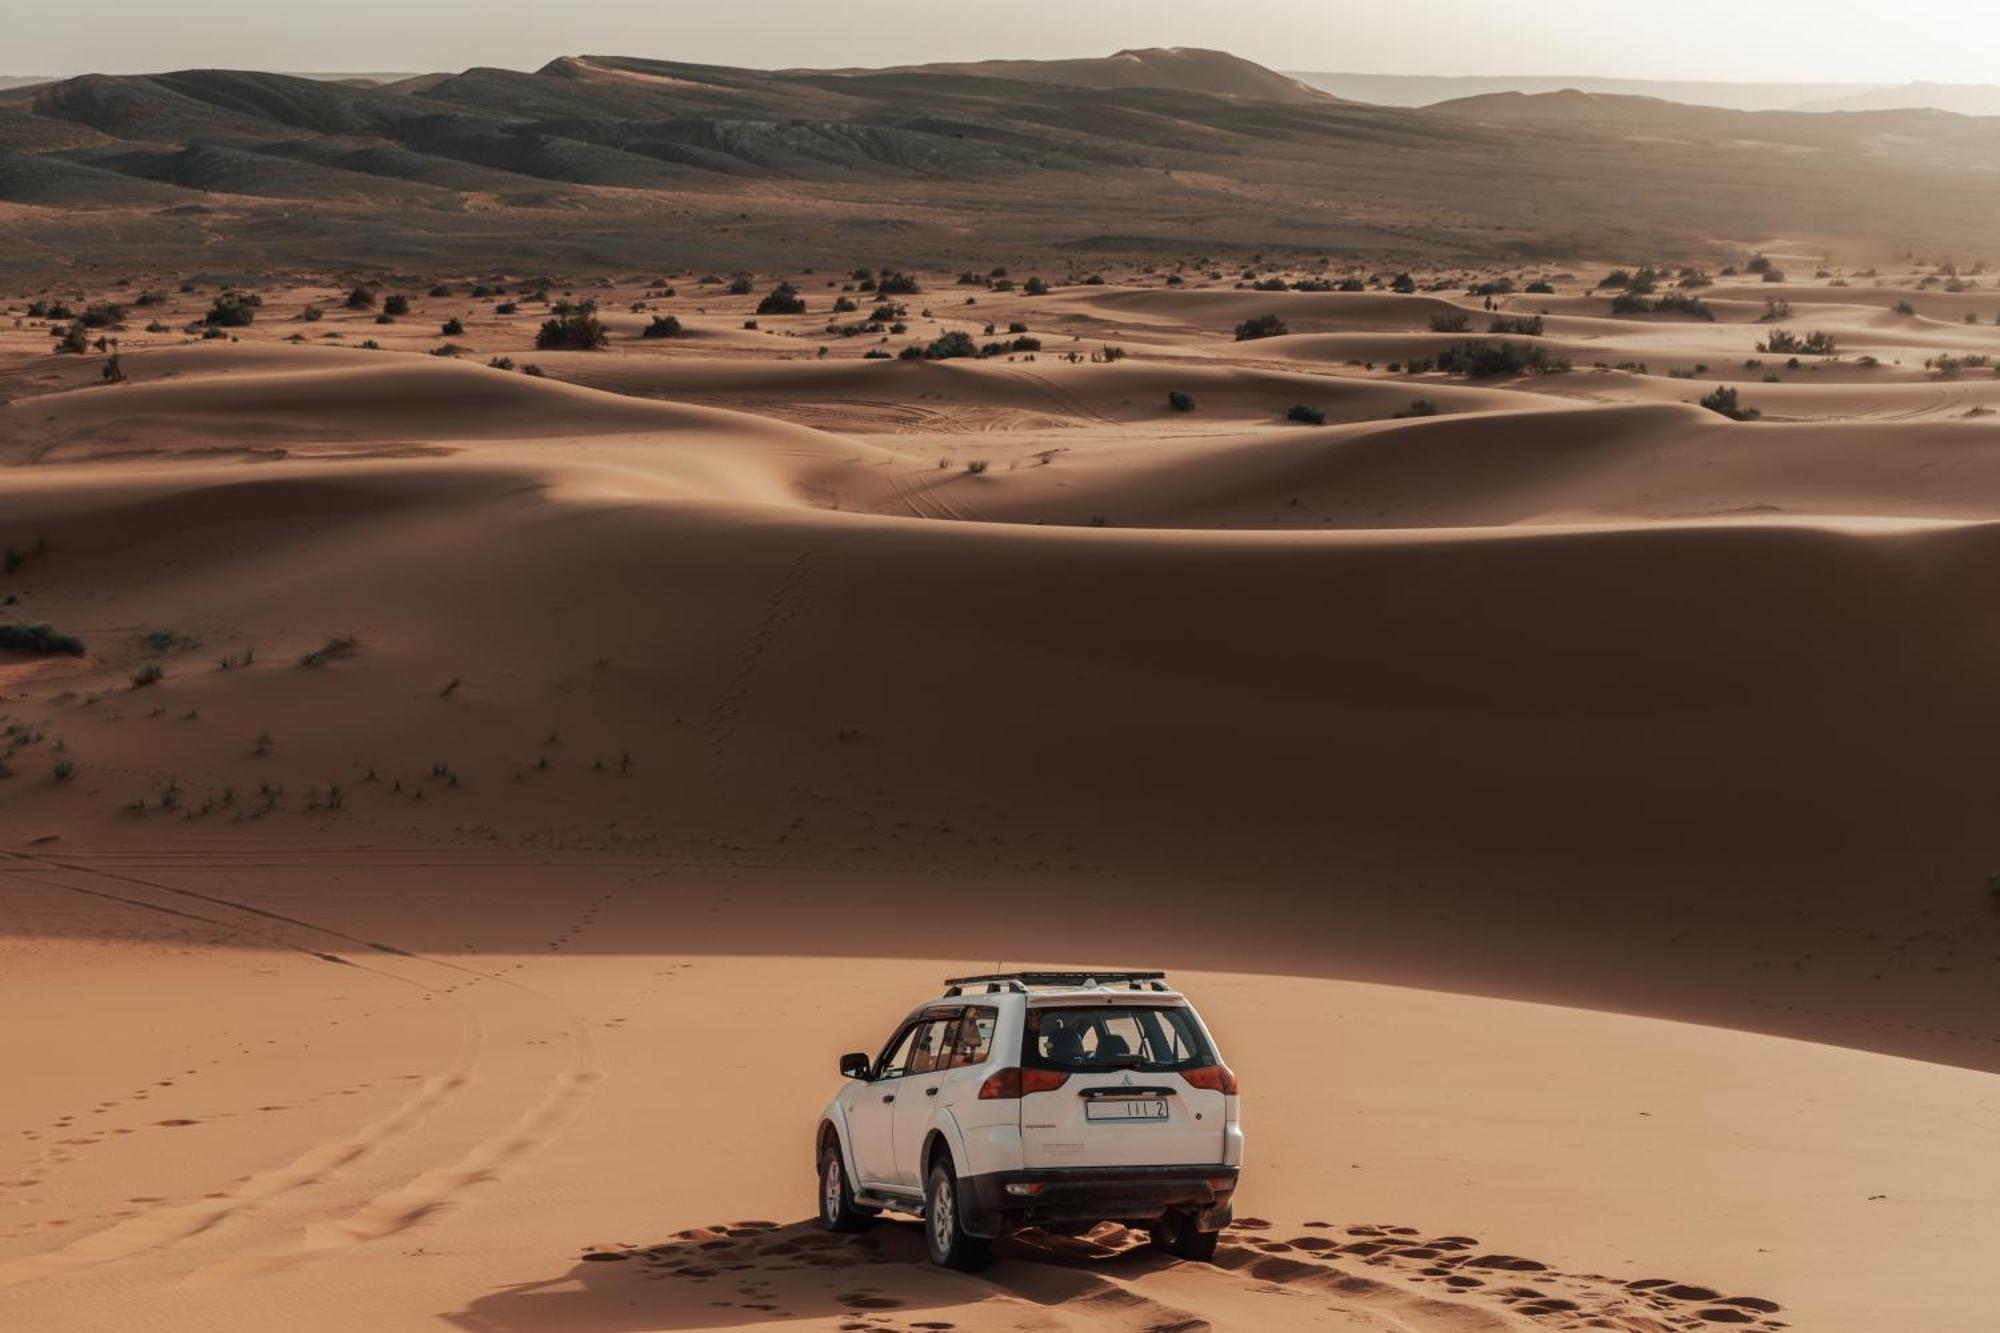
[
  {"x1": 1183, "y1": 1065, "x2": 1238, "y2": 1095},
  {"x1": 977, "y1": 1067, "x2": 1070, "y2": 1099}
]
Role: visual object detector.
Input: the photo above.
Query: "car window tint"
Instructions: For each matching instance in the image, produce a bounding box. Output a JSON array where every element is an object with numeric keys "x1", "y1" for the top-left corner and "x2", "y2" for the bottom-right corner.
[
  {"x1": 907, "y1": 1018, "x2": 953, "y2": 1076},
  {"x1": 875, "y1": 1023, "x2": 920, "y2": 1079},
  {"x1": 1026, "y1": 1005, "x2": 1210, "y2": 1071},
  {"x1": 949, "y1": 1008, "x2": 996, "y2": 1067}
]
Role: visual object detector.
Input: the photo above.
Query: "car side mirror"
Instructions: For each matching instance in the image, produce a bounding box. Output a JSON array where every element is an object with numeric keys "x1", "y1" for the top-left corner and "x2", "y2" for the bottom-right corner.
[{"x1": 840, "y1": 1052, "x2": 872, "y2": 1080}]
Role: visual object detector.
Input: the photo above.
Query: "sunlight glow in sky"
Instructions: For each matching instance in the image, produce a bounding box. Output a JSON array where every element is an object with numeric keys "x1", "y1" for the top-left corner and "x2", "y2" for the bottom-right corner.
[{"x1": 10, "y1": 0, "x2": 1997, "y2": 85}]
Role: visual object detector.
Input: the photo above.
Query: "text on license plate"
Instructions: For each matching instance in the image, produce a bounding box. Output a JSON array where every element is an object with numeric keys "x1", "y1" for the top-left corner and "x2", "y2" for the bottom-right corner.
[{"x1": 1085, "y1": 1097, "x2": 1169, "y2": 1121}]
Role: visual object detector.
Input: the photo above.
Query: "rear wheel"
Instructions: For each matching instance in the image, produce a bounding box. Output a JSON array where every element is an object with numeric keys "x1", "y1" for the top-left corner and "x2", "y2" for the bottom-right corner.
[
  {"x1": 1148, "y1": 1210, "x2": 1220, "y2": 1262},
  {"x1": 924, "y1": 1158, "x2": 993, "y2": 1271},
  {"x1": 818, "y1": 1143, "x2": 876, "y2": 1232}
]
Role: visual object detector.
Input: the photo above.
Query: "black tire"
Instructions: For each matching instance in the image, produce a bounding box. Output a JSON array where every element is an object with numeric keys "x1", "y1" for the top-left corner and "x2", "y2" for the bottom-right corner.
[
  {"x1": 1148, "y1": 1210, "x2": 1220, "y2": 1262},
  {"x1": 924, "y1": 1158, "x2": 993, "y2": 1271},
  {"x1": 818, "y1": 1142, "x2": 877, "y2": 1233}
]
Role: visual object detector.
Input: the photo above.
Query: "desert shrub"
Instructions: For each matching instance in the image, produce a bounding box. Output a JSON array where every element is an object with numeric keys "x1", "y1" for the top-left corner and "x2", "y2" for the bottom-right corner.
[
  {"x1": 495, "y1": 300, "x2": 519, "y2": 315},
  {"x1": 1610, "y1": 292, "x2": 1652, "y2": 315},
  {"x1": 922, "y1": 330, "x2": 979, "y2": 359},
  {"x1": 756, "y1": 282, "x2": 806, "y2": 315},
  {"x1": 1761, "y1": 269, "x2": 1787, "y2": 283},
  {"x1": 1429, "y1": 310, "x2": 1470, "y2": 333},
  {"x1": 1339, "y1": 277, "x2": 1366, "y2": 291},
  {"x1": 429, "y1": 284, "x2": 452, "y2": 297},
  {"x1": 1700, "y1": 386, "x2": 1759, "y2": 420},
  {"x1": 1895, "y1": 300, "x2": 1916, "y2": 316},
  {"x1": 862, "y1": 349, "x2": 892, "y2": 359},
  {"x1": 79, "y1": 302, "x2": 126, "y2": 328},
  {"x1": 1291, "y1": 278, "x2": 1333, "y2": 292},
  {"x1": 204, "y1": 292, "x2": 259, "y2": 326},
  {"x1": 1746, "y1": 255, "x2": 1772, "y2": 273},
  {"x1": 1598, "y1": 270, "x2": 1632, "y2": 289},
  {"x1": 535, "y1": 302, "x2": 608, "y2": 351},
  {"x1": 440, "y1": 317, "x2": 464, "y2": 336},
  {"x1": 1758, "y1": 328, "x2": 1836, "y2": 355},
  {"x1": 1758, "y1": 298, "x2": 1793, "y2": 322},
  {"x1": 1285, "y1": 404, "x2": 1326, "y2": 425},
  {"x1": 382, "y1": 294, "x2": 410, "y2": 317},
  {"x1": 727, "y1": 275, "x2": 754, "y2": 295},
  {"x1": 131, "y1": 663, "x2": 163, "y2": 688},
  {"x1": 0, "y1": 622, "x2": 84, "y2": 655},
  {"x1": 878, "y1": 272, "x2": 921, "y2": 296},
  {"x1": 1468, "y1": 278, "x2": 1515, "y2": 297},
  {"x1": 1023, "y1": 276, "x2": 1050, "y2": 296},
  {"x1": 1488, "y1": 314, "x2": 1543, "y2": 335},
  {"x1": 1252, "y1": 277, "x2": 1288, "y2": 292},
  {"x1": 964, "y1": 459, "x2": 988, "y2": 474},
  {"x1": 1390, "y1": 273, "x2": 1416, "y2": 293},
  {"x1": 1525, "y1": 281, "x2": 1555, "y2": 294},
  {"x1": 1234, "y1": 313, "x2": 1290, "y2": 341},
  {"x1": 1677, "y1": 269, "x2": 1713, "y2": 288},
  {"x1": 1652, "y1": 293, "x2": 1714, "y2": 320},
  {"x1": 1393, "y1": 399, "x2": 1439, "y2": 418},
  {"x1": 52, "y1": 323, "x2": 90, "y2": 354},
  {"x1": 1433, "y1": 340, "x2": 1570, "y2": 377},
  {"x1": 1167, "y1": 390, "x2": 1195, "y2": 412},
  {"x1": 489, "y1": 355, "x2": 516, "y2": 370},
  {"x1": 345, "y1": 285, "x2": 376, "y2": 309},
  {"x1": 642, "y1": 314, "x2": 684, "y2": 338},
  {"x1": 302, "y1": 305, "x2": 323, "y2": 322},
  {"x1": 832, "y1": 296, "x2": 858, "y2": 313}
]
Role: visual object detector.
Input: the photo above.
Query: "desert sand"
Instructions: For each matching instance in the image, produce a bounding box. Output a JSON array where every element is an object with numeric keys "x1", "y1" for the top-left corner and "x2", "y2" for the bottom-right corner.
[{"x1": 5, "y1": 253, "x2": 2000, "y2": 1333}]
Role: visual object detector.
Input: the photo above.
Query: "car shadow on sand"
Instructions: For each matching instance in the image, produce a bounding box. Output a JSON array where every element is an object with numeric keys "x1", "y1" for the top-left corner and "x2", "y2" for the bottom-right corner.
[{"x1": 441, "y1": 1216, "x2": 1187, "y2": 1332}]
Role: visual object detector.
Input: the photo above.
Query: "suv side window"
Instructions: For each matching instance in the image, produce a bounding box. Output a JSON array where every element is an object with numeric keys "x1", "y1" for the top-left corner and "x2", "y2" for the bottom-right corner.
[
  {"x1": 949, "y1": 1008, "x2": 996, "y2": 1067},
  {"x1": 875, "y1": 1023, "x2": 920, "y2": 1080},
  {"x1": 907, "y1": 1016, "x2": 955, "y2": 1076}
]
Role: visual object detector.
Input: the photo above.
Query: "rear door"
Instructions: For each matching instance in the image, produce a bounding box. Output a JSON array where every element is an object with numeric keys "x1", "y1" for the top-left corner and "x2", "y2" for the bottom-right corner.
[{"x1": 1018, "y1": 1002, "x2": 1227, "y2": 1169}]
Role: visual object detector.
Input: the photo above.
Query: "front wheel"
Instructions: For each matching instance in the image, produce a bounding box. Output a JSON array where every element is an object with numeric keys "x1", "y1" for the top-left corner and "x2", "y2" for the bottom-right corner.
[
  {"x1": 1148, "y1": 1210, "x2": 1220, "y2": 1262},
  {"x1": 818, "y1": 1144, "x2": 876, "y2": 1232},
  {"x1": 924, "y1": 1159, "x2": 993, "y2": 1271}
]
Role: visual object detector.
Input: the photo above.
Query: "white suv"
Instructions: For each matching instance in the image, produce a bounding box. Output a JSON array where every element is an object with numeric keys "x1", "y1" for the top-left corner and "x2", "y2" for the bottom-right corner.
[{"x1": 814, "y1": 971, "x2": 1242, "y2": 1270}]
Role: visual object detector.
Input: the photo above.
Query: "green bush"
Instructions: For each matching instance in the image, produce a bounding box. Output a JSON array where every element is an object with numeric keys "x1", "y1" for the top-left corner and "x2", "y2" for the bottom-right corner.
[
  {"x1": 1285, "y1": 404, "x2": 1326, "y2": 424},
  {"x1": 1234, "y1": 313, "x2": 1290, "y2": 341},
  {"x1": 1431, "y1": 341, "x2": 1570, "y2": 377},
  {"x1": 756, "y1": 283, "x2": 806, "y2": 315},
  {"x1": 1429, "y1": 310, "x2": 1470, "y2": 333},
  {"x1": 0, "y1": 622, "x2": 84, "y2": 655},
  {"x1": 1167, "y1": 390, "x2": 1195, "y2": 412},
  {"x1": 642, "y1": 314, "x2": 684, "y2": 338},
  {"x1": 1699, "y1": 386, "x2": 1759, "y2": 421},
  {"x1": 1488, "y1": 314, "x2": 1543, "y2": 335},
  {"x1": 535, "y1": 303, "x2": 608, "y2": 351},
  {"x1": 204, "y1": 292, "x2": 260, "y2": 326}
]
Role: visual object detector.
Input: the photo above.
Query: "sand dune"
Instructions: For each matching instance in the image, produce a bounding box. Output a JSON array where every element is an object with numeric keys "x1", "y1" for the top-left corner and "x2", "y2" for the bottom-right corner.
[{"x1": 5, "y1": 264, "x2": 2000, "y2": 1333}]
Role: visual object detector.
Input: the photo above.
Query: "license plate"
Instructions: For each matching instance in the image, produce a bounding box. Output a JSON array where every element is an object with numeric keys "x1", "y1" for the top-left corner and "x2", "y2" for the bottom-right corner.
[{"x1": 1085, "y1": 1097, "x2": 1169, "y2": 1121}]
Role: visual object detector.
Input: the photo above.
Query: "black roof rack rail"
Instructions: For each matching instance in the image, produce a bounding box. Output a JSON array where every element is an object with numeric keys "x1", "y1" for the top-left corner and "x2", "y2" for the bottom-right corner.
[{"x1": 941, "y1": 970, "x2": 1170, "y2": 996}]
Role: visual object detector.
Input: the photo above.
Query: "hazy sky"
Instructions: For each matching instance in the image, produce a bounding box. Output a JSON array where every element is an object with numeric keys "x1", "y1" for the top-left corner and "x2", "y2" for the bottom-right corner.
[{"x1": 10, "y1": 0, "x2": 1999, "y2": 84}]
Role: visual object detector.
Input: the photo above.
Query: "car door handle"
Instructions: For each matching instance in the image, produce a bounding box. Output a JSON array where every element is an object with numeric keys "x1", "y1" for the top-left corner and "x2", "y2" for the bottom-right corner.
[
  {"x1": 881, "y1": 1094, "x2": 895, "y2": 1103},
  {"x1": 925, "y1": 1086, "x2": 939, "y2": 1097}
]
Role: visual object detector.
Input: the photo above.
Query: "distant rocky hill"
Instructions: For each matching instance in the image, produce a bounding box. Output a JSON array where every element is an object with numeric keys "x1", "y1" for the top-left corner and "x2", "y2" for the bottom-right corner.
[{"x1": 5, "y1": 50, "x2": 2000, "y2": 277}]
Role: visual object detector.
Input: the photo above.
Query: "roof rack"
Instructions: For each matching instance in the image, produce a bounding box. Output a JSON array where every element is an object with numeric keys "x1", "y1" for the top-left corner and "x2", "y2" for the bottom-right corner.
[{"x1": 942, "y1": 970, "x2": 1170, "y2": 996}]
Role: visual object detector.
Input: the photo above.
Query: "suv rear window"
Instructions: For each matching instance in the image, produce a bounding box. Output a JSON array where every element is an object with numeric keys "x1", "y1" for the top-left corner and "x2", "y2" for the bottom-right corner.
[{"x1": 1023, "y1": 1004, "x2": 1212, "y2": 1073}]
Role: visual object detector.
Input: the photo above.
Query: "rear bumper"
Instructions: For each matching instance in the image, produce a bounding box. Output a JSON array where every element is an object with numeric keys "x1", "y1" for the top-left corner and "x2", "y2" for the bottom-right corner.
[{"x1": 959, "y1": 1164, "x2": 1238, "y2": 1238}]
